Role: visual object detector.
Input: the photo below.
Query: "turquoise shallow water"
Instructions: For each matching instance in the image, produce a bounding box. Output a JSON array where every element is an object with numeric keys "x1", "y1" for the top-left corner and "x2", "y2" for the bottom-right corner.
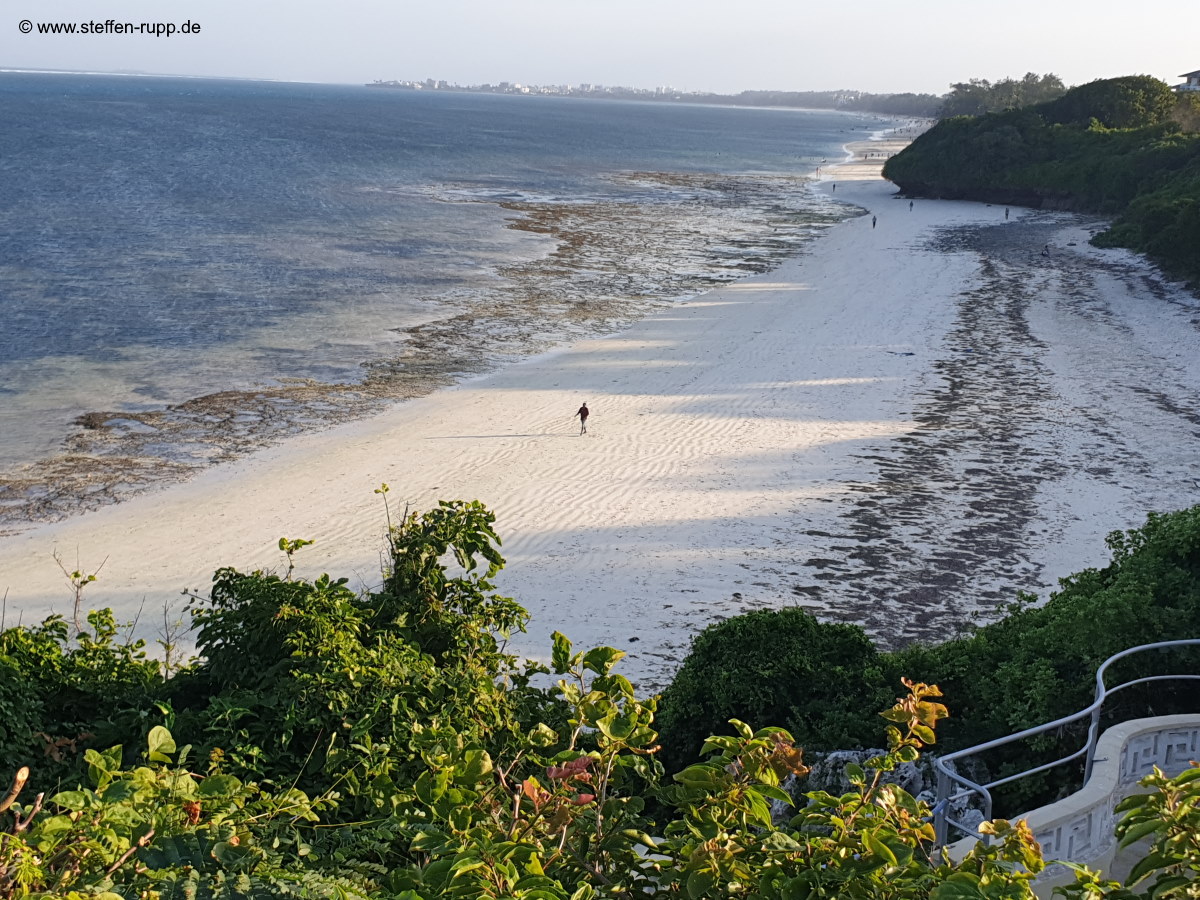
[{"x1": 0, "y1": 73, "x2": 884, "y2": 525}]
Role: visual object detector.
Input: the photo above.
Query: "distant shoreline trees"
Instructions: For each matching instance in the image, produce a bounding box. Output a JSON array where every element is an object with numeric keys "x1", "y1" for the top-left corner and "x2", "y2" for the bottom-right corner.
[
  {"x1": 367, "y1": 78, "x2": 946, "y2": 117},
  {"x1": 365, "y1": 71, "x2": 1095, "y2": 122}
]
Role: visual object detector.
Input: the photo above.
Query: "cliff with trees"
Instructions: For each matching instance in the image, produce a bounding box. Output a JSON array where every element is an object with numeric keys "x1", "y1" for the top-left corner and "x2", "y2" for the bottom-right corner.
[{"x1": 884, "y1": 75, "x2": 1200, "y2": 283}]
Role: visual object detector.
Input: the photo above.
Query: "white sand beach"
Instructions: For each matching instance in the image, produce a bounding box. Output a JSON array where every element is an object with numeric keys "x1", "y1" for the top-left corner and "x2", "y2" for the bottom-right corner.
[{"x1": 3, "y1": 139, "x2": 1199, "y2": 691}]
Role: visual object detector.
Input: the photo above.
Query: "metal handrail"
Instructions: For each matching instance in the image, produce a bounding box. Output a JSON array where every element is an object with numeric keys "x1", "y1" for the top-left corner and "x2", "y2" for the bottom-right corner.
[{"x1": 932, "y1": 638, "x2": 1200, "y2": 845}]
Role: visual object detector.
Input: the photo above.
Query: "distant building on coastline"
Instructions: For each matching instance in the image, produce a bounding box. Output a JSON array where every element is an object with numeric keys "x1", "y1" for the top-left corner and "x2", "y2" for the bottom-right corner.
[{"x1": 1174, "y1": 70, "x2": 1200, "y2": 92}]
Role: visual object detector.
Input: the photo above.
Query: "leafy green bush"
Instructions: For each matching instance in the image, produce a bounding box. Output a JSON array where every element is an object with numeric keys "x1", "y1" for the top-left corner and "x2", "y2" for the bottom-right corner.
[
  {"x1": 0, "y1": 609, "x2": 162, "y2": 789},
  {"x1": 656, "y1": 608, "x2": 893, "y2": 773},
  {"x1": 0, "y1": 726, "x2": 367, "y2": 899},
  {"x1": 167, "y1": 499, "x2": 557, "y2": 822}
]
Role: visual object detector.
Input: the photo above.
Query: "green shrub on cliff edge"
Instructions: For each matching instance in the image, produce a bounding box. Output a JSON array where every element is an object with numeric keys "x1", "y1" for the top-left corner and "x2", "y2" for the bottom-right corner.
[
  {"x1": 883, "y1": 75, "x2": 1200, "y2": 284},
  {"x1": 656, "y1": 608, "x2": 894, "y2": 771}
]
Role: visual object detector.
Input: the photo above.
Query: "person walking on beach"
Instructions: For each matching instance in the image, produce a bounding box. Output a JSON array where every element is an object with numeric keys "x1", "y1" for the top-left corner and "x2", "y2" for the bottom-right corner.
[
  {"x1": 872, "y1": 215, "x2": 877, "y2": 229},
  {"x1": 831, "y1": 183, "x2": 836, "y2": 193},
  {"x1": 1005, "y1": 207, "x2": 1010, "y2": 220},
  {"x1": 575, "y1": 402, "x2": 589, "y2": 435},
  {"x1": 909, "y1": 200, "x2": 914, "y2": 211}
]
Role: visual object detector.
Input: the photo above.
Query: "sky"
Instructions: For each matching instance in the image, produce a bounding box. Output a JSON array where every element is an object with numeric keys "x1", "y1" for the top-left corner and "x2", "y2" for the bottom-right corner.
[{"x1": 2, "y1": 0, "x2": 1196, "y2": 96}]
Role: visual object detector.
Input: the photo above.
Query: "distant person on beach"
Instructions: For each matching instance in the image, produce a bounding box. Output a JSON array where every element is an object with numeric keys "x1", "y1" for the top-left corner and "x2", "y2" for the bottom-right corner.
[
  {"x1": 1041, "y1": 244, "x2": 1051, "y2": 257},
  {"x1": 872, "y1": 215, "x2": 877, "y2": 229},
  {"x1": 576, "y1": 402, "x2": 589, "y2": 434},
  {"x1": 831, "y1": 183, "x2": 836, "y2": 193},
  {"x1": 909, "y1": 200, "x2": 914, "y2": 211},
  {"x1": 1005, "y1": 207, "x2": 1010, "y2": 220}
]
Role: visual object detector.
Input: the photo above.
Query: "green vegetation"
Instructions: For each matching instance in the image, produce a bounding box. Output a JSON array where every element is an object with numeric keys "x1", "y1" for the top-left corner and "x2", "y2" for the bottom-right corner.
[
  {"x1": 660, "y1": 505, "x2": 1200, "y2": 812},
  {"x1": 938, "y1": 73, "x2": 1067, "y2": 118},
  {"x1": 2, "y1": 498, "x2": 1199, "y2": 896},
  {"x1": 884, "y1": 76, "x2": 1200, "y2": 283},
  {"x1": 655, "y1": 609, "x2": 894, "y2": 768}
]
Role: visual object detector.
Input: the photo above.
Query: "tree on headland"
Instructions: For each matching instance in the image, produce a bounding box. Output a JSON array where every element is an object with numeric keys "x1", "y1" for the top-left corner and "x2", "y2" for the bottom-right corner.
[
  {"x1": 939, "y1": 72, "x2": 1067, "y2": 118},
  {"x1": 1041, "y1": 74, "x2": 1175, "y2": 129}
]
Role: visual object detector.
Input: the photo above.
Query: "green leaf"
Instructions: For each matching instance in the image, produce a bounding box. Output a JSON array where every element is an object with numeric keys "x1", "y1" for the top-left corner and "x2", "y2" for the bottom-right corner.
[
  {"x1": 596, "y1": 712, "x2": 635, "y2": 742},
  {"x1": 100, "y1": 780, "x2": 138, "y2": 803},
  {"x1": 37, "y1": 815, "x2": 76, "y2": 840},
  {"x1": 1127, "y1": 850, "x2": 1174, "y2": 886},
  {"x1": 781, "y1": 875, "x2": 814, "y2": 900},
  {"x1": 410, "y1": 830, "x2": 449, "y2": 853},
  {"x1": 863, "y1": 830, "x2": 898, "y2": 867},
  {"x1": 51, "y1": 790, "x2": 89, "y2": 810},
  {"x1": 551, "y1": 631, "x2": 573, "y2": 673},
  {"x1": 1115, "y1": 794, "x2": 1150, "y2": 813},
  {"x1": 687, "y1": 869, "x2": 717, "y2": 899},
  {"x1": 85, "y1": 745, "x2": 122, "y2": 788},
  {"x1": 761, "y1": 831, "x2": 803, "y2": 852},
  {"x1": 212, "y1": 840, "x2": 253, "y2": 865},
  {"x1": 456, "y1": 750, "x2": 493, "y2": 784},
  {"x1": 620, "y1": 829, "x2": 659, "y2": 850},
  {"x1": 699, "y1": 735, "x2": 739, "y2": 756},
  {"x1": 930, "y1": 872, "x2": 986, "y2": 900},
  {"x1": 147, "y1": 725, "x2": 176, "y2": 763},
  {"x1": 730, "y1": 719, "x2": 753, "y2": 739},
  {"x1": 744, "y1": 790, "x2": 774, "y2": 827},
  {"x1": 1149, "y1": 874, "x2": 1192, "y2": 897},
  {"x1": 1171, "y1": 765, "x2": 1200, "y2": 783},
  {"x1": 751, "y1": 784, "x2": 794, "y2": 806},
  {"x1": 1118, "y1": 818, "x2": 1162, "y2": 848},
  {"x1": 197, "y1": 774, "x2": 243, "y2": 797},
  {"x1": 527, "y1": 723, "x2": 559, "y2": 747},
  {"x1": 882, "y1": 835, "x2": 915, "y2": 868},
  {"x1": 415, "y1": 771, "x2": 442, "y2": 806},
  {"x1": 674, "y1": 765, "x2": 722, "y2": 790},
  {"x1": 582, "y1": 646, "x2": 625, "y2": 676},
  {"x1": 449, "y1": 856, "x2": 487, "y2": 879}
]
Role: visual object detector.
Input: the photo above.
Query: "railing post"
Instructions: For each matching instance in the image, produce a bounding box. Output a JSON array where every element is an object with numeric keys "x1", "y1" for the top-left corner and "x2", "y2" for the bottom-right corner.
[
  {"x1": 1084, "y1": 706, "x2": 1102, "y2": 783},
  {"x1": 934, "y1": 767, "x2": 950, "y2": 846}
]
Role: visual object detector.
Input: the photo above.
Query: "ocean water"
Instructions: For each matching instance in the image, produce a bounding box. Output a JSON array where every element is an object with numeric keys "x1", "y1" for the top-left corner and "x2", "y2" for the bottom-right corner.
[{"x1": 0, "y1": 74, "x2": 884, "y2": 528}]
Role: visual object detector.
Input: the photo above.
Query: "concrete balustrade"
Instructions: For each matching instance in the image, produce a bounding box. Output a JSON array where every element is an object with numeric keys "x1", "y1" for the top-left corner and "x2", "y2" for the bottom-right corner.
[{"x1": 946, "y1": 715, "x2": 1200, "y2": 897}]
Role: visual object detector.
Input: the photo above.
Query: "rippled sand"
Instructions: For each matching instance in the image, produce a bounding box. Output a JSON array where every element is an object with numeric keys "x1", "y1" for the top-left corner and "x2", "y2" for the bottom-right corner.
[{"x1": 0, "y1": 173, "x2": 847, "y2": 533}]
